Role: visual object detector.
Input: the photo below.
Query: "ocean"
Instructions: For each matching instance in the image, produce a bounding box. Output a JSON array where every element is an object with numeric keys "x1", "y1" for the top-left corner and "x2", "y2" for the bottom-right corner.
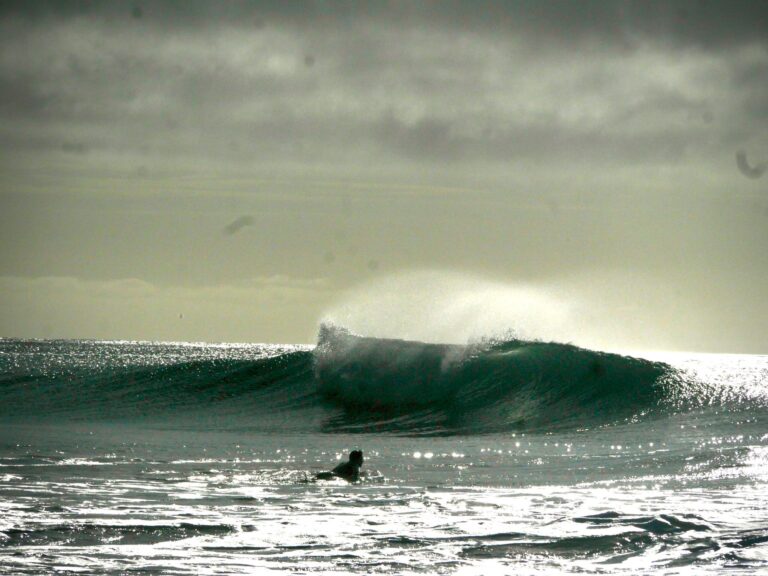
[{"x1": 1, "y1": 325, "x2": 767, "y2": 574}]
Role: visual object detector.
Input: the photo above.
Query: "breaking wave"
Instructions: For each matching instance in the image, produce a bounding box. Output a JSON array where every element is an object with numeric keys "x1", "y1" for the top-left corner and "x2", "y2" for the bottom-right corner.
[{"x1": 1, "y1": 326, "x2": 758, "y2": 435}]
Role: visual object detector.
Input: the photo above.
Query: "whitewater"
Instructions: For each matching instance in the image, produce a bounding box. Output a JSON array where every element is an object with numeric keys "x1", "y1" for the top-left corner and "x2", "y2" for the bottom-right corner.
[{"x1": 1, "y1": 326, "x2": 767, "y2": 574}]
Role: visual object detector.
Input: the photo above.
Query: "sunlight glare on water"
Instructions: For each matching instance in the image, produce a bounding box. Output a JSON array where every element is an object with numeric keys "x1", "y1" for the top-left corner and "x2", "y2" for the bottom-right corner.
[{"x1": 1, "y1": 340, "x2": 767, "y2": 574}]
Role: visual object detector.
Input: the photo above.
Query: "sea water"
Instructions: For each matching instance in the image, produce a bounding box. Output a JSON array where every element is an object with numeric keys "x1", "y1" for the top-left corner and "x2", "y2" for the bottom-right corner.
[{"x1": 1, "y1": 328, "x2": 767, "y2": 574}]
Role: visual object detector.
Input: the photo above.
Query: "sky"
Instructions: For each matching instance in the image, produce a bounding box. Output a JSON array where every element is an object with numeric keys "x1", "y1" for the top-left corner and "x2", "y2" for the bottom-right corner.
[{"x1": 0, "y1": 0, "x2": 766, "y2": 352}]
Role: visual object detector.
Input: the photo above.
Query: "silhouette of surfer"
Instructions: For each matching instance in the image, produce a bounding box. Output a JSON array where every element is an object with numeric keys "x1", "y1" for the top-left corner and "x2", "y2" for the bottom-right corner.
[{"x1": 314, "y1": 450, "x2": 364, "y2": 482}]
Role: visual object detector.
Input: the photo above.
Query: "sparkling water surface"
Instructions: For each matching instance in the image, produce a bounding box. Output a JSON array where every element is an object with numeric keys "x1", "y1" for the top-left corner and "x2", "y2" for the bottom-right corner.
[{"x1": 1, "y1": 340, "x2": 767, "y2": 574}]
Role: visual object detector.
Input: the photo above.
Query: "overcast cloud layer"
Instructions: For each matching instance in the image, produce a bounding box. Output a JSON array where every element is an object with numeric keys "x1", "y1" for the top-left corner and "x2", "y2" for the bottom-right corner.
[{"x1": 1, "y1": 1, "x2": 766, "y2": 352}]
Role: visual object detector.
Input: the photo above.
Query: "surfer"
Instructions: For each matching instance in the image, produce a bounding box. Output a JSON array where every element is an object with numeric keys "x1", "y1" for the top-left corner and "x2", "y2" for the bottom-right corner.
[{"x1": 314, "y1": 450, "x2": 364, "y2": 482}]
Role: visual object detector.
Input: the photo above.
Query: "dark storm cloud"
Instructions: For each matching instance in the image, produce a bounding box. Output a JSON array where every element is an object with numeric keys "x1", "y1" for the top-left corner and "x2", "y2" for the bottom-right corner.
[
  {"x1": 0, "y1": 0, "x2": 766, "y2": 170},
  {"x1": 374, "y1": 111, "x2": 698, "y2": 165},
  {"x1": 2, "y1": 1, "x2": 767, "y2": 49},
  {"x1": 0, "y1": 75, "x2": 54, "y2": 117}
]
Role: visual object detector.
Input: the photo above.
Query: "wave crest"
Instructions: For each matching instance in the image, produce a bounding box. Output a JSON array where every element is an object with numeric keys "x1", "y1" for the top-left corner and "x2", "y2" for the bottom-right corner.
[{"x1": 313, "y1": 323, "x2": 675, "y2": 434}]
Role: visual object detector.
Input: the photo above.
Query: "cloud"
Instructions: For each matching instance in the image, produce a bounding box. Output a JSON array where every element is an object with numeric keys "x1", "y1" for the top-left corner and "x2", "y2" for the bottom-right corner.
[
  {"x1": 2, "y1": 1, "x2": 766, "y2": 49},
  {"x1": 243, "y1": 275, "x2": 330, "y2": 289},
  {"x1": 1, "y1": 1, "x2": 766, "y2": 175}
]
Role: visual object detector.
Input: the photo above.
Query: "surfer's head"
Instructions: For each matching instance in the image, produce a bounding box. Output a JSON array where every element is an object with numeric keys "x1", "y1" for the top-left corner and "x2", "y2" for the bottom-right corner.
[{"x1": 349, "y1": 450, "x2": 363, "y2": 466}]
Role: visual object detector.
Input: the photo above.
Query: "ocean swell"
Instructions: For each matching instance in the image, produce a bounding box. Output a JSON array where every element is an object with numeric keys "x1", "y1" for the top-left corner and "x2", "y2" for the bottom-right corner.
[{"x1": 0, "y1": 329, "x2": 712, "y2": 435}]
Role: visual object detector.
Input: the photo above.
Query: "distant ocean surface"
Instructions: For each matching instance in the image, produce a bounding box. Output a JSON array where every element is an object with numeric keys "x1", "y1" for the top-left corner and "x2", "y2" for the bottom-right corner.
[{"x1": 1, "y1": 326, "x2": 767, "y2": 574}]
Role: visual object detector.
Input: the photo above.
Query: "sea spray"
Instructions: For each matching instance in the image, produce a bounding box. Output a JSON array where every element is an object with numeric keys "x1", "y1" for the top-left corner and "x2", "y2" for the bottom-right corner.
[{"x1": 319, "y1": 270, "x2": 573, "y2": 346}]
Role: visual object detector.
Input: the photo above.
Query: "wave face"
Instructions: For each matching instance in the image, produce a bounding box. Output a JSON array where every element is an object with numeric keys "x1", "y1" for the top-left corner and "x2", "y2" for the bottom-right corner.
[
  {"x1": 313, "y1": 325, "x2": 675, "y2": 434},
  {"x1": 0, "y1": 329, "x2": 757, "y2": 435}
]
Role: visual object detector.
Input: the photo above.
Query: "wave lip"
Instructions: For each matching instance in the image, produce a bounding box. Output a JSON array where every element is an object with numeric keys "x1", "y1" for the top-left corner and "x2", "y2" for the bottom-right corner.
[{"x1": 313, "y1": 324, "x2": 675, "y2": 434}]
